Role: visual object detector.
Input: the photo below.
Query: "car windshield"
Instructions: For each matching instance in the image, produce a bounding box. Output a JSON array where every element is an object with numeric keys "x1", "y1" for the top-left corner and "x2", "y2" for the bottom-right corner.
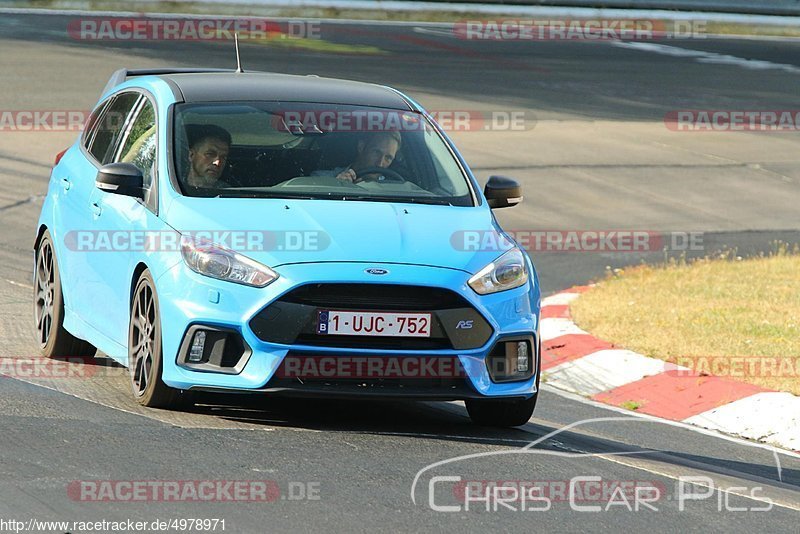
[{"x1": 173, "y1": 102, "x2": 474, "y2": 206}]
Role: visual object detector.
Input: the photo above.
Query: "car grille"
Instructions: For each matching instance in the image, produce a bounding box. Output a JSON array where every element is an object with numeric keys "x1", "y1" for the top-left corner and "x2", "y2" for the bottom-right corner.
[{"x1": 248, "y1": 283, "x2": 493, "y2": 350}]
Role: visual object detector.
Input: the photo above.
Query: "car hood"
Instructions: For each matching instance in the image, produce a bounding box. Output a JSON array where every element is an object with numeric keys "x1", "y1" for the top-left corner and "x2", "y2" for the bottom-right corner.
[{"x1": 164, "y1": 197, "x2": 511, "y2": 274}]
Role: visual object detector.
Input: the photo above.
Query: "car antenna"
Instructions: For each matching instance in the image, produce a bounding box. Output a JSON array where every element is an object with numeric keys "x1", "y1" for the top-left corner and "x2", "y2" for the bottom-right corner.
[{"x1": 234, "y1": 33, "x2": 244, "y2": 73}]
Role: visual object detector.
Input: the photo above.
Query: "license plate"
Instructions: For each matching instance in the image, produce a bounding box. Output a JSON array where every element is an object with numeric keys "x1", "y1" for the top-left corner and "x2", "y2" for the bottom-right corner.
[{"x1": 317, "y1": 310, "x2": 431, "y2": 337}]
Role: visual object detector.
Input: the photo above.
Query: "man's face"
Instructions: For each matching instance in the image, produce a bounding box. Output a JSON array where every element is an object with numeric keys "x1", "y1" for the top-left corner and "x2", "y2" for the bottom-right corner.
[
  {"x1": 354, "y1": 136, "x2": 399, "y2": 170},
  {"x1": 188, "y1": 137, "x2": 229, "y2": 184}
]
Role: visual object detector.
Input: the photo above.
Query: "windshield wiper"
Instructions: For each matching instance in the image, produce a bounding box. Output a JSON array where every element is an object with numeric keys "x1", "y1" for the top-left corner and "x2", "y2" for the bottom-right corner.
[
  {"x1": 214, "y1": 191, "x2": 317, "y2": 200},
  {"x1": 340, "y1": 195, "x2": 452, "y2": 206},
  {"x1": 214, "y1": 190, "x2": 455, "y2": 205}
]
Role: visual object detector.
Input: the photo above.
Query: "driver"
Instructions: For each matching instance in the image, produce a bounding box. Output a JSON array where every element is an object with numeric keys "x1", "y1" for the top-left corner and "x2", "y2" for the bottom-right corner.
[
  {"x1": 321, "y1": 131, "x2": 401, "y2": 184},
  {"x1": 185, "y1": 124, "x2": 232, "y2": 189}
]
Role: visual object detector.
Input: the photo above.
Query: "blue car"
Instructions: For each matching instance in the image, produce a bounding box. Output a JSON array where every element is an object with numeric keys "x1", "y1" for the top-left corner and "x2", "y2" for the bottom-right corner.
[{"x1": 33, "y1": 68, "x2": 541, "y2": 426}]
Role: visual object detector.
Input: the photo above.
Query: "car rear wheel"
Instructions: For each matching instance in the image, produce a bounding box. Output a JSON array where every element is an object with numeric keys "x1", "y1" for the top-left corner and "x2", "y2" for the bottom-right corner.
[
  {"x1": 129, "y1": 270, "x2": 187, "y2": 408},
  {"x1": 465, "y1": 394, "x2": 538, "y2": 427},
  {"x1": 34, "y1": 231, "x2": 96, "y2": 358}
]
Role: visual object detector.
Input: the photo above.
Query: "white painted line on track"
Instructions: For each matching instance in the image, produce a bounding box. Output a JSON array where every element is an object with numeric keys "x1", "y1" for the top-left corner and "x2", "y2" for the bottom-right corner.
[
  {"x1": 410, "y1": 412, "x2": 799, "y2": 510},
  {"x1": 5, "y1": 279, "x2": 33, "y2": 290},
  {"x1": 349, "y1": 429, "x2": 536, "y2": 445},
  {"x1": 612, "y1": 40, "x2": 800, "y2": 74},
  {"x1": 597, "y1": 449, "x2": 800, "y2": 512}
]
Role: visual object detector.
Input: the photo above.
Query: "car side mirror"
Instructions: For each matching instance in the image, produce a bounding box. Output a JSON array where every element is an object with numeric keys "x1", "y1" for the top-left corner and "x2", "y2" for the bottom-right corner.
[
  {"x1": 484, "y1": 175, "x2": 522, "y2": 209},
  {"x1": 96, "y1": 163, "x2": 144, "y2": 200}
]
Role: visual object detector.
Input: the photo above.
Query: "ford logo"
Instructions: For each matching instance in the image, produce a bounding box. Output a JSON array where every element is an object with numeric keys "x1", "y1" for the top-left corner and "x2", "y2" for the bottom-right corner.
[{"x1": 365, "y1": 268, "x2": 389, "y2": 275}]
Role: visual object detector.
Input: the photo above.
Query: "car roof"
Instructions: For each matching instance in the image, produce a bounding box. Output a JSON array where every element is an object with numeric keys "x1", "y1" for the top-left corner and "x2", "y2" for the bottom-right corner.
[{"x1": 156, "y1": 72, "x2": 413, "y2": 110}]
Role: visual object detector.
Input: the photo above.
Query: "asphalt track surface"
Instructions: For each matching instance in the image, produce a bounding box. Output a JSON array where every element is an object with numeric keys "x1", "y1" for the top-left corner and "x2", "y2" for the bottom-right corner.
[{"x1": 0, "y1": 11, "x2": 799, "y2": 533}]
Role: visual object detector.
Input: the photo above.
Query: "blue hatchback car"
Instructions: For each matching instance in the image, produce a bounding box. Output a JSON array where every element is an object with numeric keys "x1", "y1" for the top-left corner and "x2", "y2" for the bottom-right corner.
[{"x1": 34, "y1": 68, "x2": 541, "y2": 426}]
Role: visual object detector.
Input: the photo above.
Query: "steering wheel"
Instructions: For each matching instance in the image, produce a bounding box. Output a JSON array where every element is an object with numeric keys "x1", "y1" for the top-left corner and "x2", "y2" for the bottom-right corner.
[{"x1": 354, "y1": 166, "x2": 406, "y2": 183}]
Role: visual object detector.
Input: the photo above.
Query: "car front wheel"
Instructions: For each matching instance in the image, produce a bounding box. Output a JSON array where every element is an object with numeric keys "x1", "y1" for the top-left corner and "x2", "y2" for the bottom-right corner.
[
  {"x1": 129, "y1": 270, "x2": 185, "y2": 408},
  {"x1": 465, "y1": 394, "x2": 538, "y2": 427}
]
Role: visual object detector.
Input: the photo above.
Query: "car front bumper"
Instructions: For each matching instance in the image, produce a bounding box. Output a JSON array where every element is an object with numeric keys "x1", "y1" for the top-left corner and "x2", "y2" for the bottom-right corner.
[{"x1": 156, "y1": 261, "x2": 541, "y2": 399}]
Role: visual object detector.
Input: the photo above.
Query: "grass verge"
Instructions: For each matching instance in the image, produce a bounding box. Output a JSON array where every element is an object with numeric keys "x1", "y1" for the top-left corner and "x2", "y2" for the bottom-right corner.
[{"x1": 570, "y1": 245, "x2": 800, "y2": 395}]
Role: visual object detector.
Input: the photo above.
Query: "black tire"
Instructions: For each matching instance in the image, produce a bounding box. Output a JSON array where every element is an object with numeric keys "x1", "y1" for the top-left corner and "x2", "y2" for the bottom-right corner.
[
  {"x1": 34, "y1": 231, "x2": 96, "y2": 358},
  {"x1": 467, "y1": 338, "x2": 541, "y2": 427},
  {"x1": 466, "y1": 394, "x2": 538, "y2": 427},
  {"x1": 129, "y1": 270, "x2": 187, "y2": 408}
]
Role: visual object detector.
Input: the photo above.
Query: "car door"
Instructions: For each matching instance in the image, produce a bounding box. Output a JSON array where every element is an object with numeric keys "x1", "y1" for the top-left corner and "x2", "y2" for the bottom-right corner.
[
  {"x1": 57, "y1": 92, "x2": 140, "y2": 321},
  {"x1": 85, "y1": 93, "x2": 161, "y2": 347},
  {"x1": 50, "y1": 98, "x2": 107, "y2": 316}
]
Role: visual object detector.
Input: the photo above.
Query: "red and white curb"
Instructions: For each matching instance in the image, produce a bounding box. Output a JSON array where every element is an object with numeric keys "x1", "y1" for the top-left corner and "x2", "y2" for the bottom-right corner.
[{"x1": 540, "y1": 286, "x2": 800, "y2": 452}]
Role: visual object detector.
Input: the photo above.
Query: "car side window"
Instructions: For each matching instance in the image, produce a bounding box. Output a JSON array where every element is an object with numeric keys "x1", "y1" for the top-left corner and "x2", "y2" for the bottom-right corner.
[
  {"x1": 88, "y1": 92, "x2": 140, "y2": 165},
  {"x1": 116, "y1": 98, "x2": 157, "y2": 210},
  {"x1": 82, "y1": 99, "x2": 111, "y2": 152}
]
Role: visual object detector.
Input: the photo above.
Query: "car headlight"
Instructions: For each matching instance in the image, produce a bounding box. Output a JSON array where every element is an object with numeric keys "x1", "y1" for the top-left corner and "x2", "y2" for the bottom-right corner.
[
  {"x1": 180, "y1": 237, "x2": 278, "y2": 288},
  {"x1": 468, "y1": 247, "x2": 529, "y2": 295}
]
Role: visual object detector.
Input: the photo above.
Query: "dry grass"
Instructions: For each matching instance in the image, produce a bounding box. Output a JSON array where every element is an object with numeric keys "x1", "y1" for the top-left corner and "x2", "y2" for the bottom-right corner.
[{"x1": 570, "y1": 245, "x2": 800, "y2": 395}]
